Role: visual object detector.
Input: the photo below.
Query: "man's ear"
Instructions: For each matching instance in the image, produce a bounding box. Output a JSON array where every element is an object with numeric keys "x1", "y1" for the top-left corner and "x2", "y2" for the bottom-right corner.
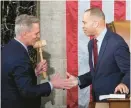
[
  {"x1": 22, "y1": 31, "x2": 28, "y2": 39},
  {"x1": 93, "y1": 21, "x2": 99, "y2": 28}
]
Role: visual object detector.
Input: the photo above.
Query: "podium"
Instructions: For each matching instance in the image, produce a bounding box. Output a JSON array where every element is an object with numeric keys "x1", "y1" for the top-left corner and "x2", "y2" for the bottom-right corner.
[
  {"x1": 88, "y1": 98, "x2": 130, "y2": 108},
  {"x1": 108, "y1": 98, "x2": 130, "y2": 108}
]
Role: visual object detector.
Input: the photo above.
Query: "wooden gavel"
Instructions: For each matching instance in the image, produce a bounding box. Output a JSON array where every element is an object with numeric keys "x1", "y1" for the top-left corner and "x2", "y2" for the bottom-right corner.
[{"x1": 33, "y1": 40, "x2": 47, "y2": 78}]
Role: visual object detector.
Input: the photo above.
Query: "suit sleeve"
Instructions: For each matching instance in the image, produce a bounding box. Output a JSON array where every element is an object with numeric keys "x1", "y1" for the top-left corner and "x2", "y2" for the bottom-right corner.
[
  {"x1": 12, "y1": 60, "x2": 51, "y2": 98},
  {"x1": 78, "y1": 71, "x2": 92, "y2": 89},
  {"x1": 114, "y1": 40, "x2": 130, "y2": 89}
]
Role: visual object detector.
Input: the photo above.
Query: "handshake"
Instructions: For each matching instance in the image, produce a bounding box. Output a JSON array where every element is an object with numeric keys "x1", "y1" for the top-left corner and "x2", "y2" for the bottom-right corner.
[
  {"x1": 35, "y1": 60, "x2": 129, "y2": 93},
  {"x1": 50, "y1": 72, "x2": 78, "y2": 89},
  {"x1": 35, "y1": 60, "x2": 78, "y2": 90}
]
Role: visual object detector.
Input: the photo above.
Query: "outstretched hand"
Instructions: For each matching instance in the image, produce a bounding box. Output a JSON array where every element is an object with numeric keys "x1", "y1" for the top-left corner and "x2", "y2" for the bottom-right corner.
[
  {"x1": 66, "y1": 72, "x2": 78, "y2": 87},
  {"x1": 50, "y1": 72, "x2": 75, "y2": 89}
]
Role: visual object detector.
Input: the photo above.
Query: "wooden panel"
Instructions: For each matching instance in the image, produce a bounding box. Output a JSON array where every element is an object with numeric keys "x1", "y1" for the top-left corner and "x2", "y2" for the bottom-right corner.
[
  {"x1": 114, "y1": 21, "x2": 130, "y2": 50},
  {"x1": 88, "y1": 98, "x2": 130, "y2": 108},
  {"x1": 107, "y1": 21, "x2": 130, "y2": 51},
  {"x1": 95, "y1": 103, "x2": 109, "y2": 108},
  {"x1": 109, "y1": 102, "x2": 130, "y2": 108}
]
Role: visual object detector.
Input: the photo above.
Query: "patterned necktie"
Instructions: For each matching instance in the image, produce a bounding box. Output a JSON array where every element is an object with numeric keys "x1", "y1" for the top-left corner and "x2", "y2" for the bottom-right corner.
[{"x1": 93, "y1": 39, "x2": 98, "y2": 69}]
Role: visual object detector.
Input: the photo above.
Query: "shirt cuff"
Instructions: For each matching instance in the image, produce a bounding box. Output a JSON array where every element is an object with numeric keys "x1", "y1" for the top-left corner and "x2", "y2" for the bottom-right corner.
[
  {"x1": 48, "y1": 82, "x2": 53, "y2": 90},
  {"x1": 77, "y1": 77, "x2": 81, "y2": 85}
]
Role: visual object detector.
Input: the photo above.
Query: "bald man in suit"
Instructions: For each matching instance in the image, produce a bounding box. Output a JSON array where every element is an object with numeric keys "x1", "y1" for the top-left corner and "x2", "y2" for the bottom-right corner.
[{"x1": 66, "y1": 8, "x2": 130, "y2": 102}]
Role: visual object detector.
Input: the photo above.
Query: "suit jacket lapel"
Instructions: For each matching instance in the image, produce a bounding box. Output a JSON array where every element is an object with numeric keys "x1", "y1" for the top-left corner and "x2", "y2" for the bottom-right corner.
[{"x1": 96, "y1": 30, "x2": 110, "y2": 71}]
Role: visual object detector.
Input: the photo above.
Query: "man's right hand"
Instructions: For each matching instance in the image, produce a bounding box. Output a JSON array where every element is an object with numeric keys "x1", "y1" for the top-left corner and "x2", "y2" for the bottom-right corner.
[
  {"x1": 50, "y1": 73, "x2": 76, "y2": 89},
  {"x1": 66, "y1": 72, "x2": 78, "y2": 87},
  {"x1": 35, "y1": 60, "x2": 47, "y2": 76}
]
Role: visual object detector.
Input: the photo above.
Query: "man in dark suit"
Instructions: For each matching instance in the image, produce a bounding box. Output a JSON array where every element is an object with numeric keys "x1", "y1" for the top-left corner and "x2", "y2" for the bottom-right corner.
[
  {"x1": 1, "y1": 14, "x2": 72, "y2": 108},
  {"x1": 66, "y1": 8, "x2": 130, "y2": 101}
]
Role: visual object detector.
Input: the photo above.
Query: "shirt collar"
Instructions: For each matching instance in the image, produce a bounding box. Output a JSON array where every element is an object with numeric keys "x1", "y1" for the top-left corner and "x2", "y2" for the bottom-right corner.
[
  {"x1": 14, "y1": 38, "x2": 28, "y2": 52},
  {"x1": 96, "y1": 27, "x2": 107, "y2": 42}
]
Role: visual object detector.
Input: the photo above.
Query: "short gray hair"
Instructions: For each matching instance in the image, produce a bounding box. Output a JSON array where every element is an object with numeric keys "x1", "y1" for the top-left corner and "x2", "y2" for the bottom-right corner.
[
  {"x1": 15, "y1": 14, "x2": 39, "y2": 36},
  {"x1": 85, "y1": 7, "x2": 105, "y2": 20}
]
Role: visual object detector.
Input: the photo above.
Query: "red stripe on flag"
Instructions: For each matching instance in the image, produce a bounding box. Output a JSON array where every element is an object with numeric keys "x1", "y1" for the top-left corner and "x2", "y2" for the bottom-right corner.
[
  {"x1": 90, "y1": 0, "x2": 102, "y2": 102},
  {"x1": 66, "y1": 1, "x2": 78, "y2": 108},
  {"x1": 114, "y1": 0, "x2": 126, "y2": 21},
  {"x1": 90, "y1": 0, "x2": 102, "y2": 9}
]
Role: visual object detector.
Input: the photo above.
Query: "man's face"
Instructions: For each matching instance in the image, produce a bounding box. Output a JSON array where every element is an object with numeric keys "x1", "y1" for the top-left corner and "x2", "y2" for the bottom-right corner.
[
  {"x1": 82, "y1": 12, "x2": 96, "y2": 36},
  {"x1": 25, "y1": 23, "x2": 40, "y2": 46}
]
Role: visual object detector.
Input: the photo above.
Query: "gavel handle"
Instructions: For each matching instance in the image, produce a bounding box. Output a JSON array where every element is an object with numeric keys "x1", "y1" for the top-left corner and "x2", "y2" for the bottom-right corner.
[{"x1": 39, "y1": 48, "x2": 46, "y2": 78}]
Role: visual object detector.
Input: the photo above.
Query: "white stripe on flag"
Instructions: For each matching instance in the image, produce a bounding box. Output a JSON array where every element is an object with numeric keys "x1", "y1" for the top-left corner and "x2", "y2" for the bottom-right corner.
[
  {"x1": 126, "y1": 0, "x2": 130, "y2": 20},
  {"x1": 78, "y1": 1, "x2": 90, "y2": 108},
  {"x1": 102, "y1": 0, "x2": 114, "y2": 23}
]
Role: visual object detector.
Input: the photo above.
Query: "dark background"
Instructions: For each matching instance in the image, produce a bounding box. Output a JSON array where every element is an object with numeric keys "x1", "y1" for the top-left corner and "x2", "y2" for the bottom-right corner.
[{"x1": 1, "y1": 1, "x2": 39, "y2": 67}]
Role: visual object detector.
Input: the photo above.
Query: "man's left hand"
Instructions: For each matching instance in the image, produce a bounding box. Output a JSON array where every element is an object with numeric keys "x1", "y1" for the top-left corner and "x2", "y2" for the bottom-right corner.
[
  {"x1": 35, "y1": 60, "x2": 47, "y2": 76},
  {"x1": 114, "y1": 83, "x2": 129, "y2": 94}
]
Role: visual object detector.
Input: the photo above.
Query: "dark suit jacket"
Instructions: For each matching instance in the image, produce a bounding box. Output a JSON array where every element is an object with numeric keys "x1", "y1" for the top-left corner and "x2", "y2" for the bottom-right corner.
[
  {"x1": 78, "y1": 29, "x2": 130, "y2": 101},
  {"x1": 1, "y1": 39, "x2": 51, "y2": 108}
]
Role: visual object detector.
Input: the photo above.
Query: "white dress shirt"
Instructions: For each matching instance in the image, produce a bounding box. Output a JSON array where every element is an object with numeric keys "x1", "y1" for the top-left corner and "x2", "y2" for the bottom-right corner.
[
  {"x1": 95, "y1": 27, "x2": 107, "y2": 54},
  {"x1": 92, "y1": 28, "x2": 107, "y2": 65}
]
